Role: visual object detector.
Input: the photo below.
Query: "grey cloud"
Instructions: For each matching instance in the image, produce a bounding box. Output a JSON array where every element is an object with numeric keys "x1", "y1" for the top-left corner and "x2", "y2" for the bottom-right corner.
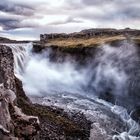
[
  {"x1": 0, "y1": 18, "x2": 19, "y2": 30},
  {"x1": 120, "y1": 6, "x2": 140, "y2": 19},
  {"x1": 81, "y1": 0, "x2": 140, "y2": 20},
  {"x1": 81, "y1": 0, "x2": 109, "y2": 5},
  {"x1": 0, "y1": 1, "x2": 35, "y2": 16},
  {"x1": 49, "y1": 17, "x2": 83, "y2": 25},
  {"x1": 81, "y1": 0, "x2": 140, "y2": 6},
  {"x1": 77, "y1": 0, "x2": 140, "y2": 22},
  {"x1": 0, "y1": 0, "x2": 38, "y2": 30},
  {"x1": 0, "y1": 17, "x2": 39, "y2": 30}
]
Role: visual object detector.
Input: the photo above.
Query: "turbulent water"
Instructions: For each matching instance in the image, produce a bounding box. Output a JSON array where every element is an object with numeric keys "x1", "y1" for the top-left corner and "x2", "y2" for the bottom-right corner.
[{"x1": 4, "y1": 42, "x2": 140, "y2": 140}]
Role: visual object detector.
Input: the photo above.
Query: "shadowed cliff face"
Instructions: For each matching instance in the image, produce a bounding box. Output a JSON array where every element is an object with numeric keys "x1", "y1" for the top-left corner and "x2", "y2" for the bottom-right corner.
[
  {"x1": 32, "y1": 40, "x2": 140, "y2": 121},
  {"x1": 31, "y1": 40, "x2": 140, "y2": 139}
]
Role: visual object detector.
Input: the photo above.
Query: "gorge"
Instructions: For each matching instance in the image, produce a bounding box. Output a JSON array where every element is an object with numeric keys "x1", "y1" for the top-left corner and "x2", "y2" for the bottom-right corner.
[{"x1": 0, "y1": 29, "x2": 140, "y2": 140}]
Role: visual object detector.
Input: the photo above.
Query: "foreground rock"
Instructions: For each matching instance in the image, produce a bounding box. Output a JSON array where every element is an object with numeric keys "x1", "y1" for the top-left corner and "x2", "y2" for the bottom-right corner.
[
  {"x1": 0, "y1": 45, "x2": 40, "y2": 139},
  {"x1": 16, "y1": 77, "x2": 91, "y2": 139},
  {"x1": 30, "y1": 95, "x2": 127, "y2": 140}
]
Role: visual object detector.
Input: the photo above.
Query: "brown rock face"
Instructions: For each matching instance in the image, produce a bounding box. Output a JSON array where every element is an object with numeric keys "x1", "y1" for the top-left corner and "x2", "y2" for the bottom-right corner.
[
  {"x1": 0, "y1": 45, "x2": 39, "y2": 139},
  {"x1": 0, "y1": 46, "x2": 16, "y2": 139},
  {"x1": 0, "y1": 45, "x2": 16, "y2": 92}
]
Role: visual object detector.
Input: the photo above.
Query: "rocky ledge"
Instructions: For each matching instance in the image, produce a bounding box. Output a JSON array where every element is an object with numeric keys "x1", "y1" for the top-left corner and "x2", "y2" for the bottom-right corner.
[
  {"x1": 32, "y1": 28, "x2": 140, "y2": 53},
  {"x1": 0, "y1": 45, "x2": 40, "y2": 139}
]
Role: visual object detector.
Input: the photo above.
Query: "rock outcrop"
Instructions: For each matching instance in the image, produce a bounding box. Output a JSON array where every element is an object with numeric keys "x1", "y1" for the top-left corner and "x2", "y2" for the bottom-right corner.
[{"x1": 0, "y1": 45, "x2": 39, "y2": 139}]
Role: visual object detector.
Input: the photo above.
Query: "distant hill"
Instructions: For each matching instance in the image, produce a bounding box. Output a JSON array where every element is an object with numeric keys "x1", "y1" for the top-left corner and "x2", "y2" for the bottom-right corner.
[
  {"x1": 39, "y1": 28, "x2": 140, "y2": 48},
  {"x1": 40, "y1": 28, "x2": 140, "y2": 41},
  {"x1": 0, "y1": 37, "x2": 15, "y2": 43},
  {"x1": 0, "y1": 36, "x2": 32, "y2": 43}
]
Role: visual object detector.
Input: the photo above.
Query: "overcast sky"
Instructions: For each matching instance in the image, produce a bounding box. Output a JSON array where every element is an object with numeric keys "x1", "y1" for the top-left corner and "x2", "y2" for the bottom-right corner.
[{"x1": 0, "y1": 0, "x2": 140, "y2": 40}]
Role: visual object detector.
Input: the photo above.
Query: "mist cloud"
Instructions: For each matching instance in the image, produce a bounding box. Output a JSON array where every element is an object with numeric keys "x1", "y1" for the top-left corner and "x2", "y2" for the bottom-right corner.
[{"x1": 11, "y1": 41, "x2": 139, "y2": 111}]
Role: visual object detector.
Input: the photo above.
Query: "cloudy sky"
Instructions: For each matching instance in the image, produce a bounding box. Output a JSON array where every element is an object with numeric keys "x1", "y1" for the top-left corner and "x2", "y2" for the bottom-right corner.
[{"x1": 0, "y1": 0, "x2": 140, "y2": 40}]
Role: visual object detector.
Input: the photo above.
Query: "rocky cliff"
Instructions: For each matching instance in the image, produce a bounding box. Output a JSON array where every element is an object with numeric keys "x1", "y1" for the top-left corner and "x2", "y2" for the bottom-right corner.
[{"x1": 0, "y1": 45, "x2": 40, "y2": 139}]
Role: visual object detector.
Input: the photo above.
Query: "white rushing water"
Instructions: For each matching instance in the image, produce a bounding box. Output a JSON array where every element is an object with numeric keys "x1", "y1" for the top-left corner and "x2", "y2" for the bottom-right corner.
[
  {"x1": 2, "y1": 43, "x2": 32, "y2": 79},
  {"x1": 4, "y1": 42, "x2": 140, "y2": 140}
]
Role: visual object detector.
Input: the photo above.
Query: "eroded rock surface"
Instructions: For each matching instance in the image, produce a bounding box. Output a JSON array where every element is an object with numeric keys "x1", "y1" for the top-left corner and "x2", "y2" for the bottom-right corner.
[{"x1": 0, "y1": 45, "x2": 39, "y2": 139}]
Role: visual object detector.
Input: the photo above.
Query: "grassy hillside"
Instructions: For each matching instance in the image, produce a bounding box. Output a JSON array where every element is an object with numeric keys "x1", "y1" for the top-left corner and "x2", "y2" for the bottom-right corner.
[{"x1": 42, "y1": 35, "x2": 140, "y2": 48}]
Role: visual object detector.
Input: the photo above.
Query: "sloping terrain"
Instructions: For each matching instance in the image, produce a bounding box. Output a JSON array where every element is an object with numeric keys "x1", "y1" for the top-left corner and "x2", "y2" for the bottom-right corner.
[{"x1": 39, "y1": 28, "x2": 140, "y2": 48}]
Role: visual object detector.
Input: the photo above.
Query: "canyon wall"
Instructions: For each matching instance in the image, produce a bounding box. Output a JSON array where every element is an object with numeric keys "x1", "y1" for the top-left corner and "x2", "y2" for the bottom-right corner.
[
  {"x1": 0, "y1": 45, "x2": 39, "y2": 139},
  {"x1": 33, "y1": 39, "x2": 140, "y2": 124}
]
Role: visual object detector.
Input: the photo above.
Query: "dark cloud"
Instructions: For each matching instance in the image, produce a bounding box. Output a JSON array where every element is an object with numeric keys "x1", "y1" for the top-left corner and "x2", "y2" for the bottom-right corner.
[
  {"x1": 0, "y1": 18, "x2": 19, "y2": 30},
  {"x1": 0, "y1": 16, "x2": 39, "y2": 30},
  {"x1": 0, "y1": 1, "x2": 35, "y2": 16},
  {"x1": 0, "y1": 0, "x2": 37, "y2": 30}
]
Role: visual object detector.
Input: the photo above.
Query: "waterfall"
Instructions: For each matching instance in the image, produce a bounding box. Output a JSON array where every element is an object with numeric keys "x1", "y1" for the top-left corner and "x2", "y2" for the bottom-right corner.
[
  {"x1": 3, "y1": 42, "x2": 140, "y2": 140},
  {"x1": 4, "y1": 43, "x2": 32, "y2": 79}
]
